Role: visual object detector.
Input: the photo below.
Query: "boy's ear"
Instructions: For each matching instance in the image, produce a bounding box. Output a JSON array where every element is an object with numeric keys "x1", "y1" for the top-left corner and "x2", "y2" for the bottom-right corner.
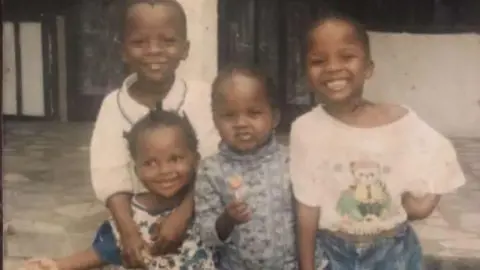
[
  {"x1": 181, "y1": 40, "x2": 190, "y2": 60},
  {"x1": 273, "y1": 109, "x2": 281, "y2": 129},
  {"x1": 121, "y1": 48, "x2": 128, "y2": 63},
  {"x1": 365, "y1": 60, "x2": 374, "y2": 79}
]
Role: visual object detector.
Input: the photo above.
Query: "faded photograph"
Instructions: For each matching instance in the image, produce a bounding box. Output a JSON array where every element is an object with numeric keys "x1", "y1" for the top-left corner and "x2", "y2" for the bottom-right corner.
[{"x1": 2, "y1": 0, "x2": 480, "y2": 270}]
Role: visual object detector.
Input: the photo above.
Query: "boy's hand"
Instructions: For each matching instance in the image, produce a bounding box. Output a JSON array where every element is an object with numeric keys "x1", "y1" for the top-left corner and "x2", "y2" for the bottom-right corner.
[
  {"x1": 119, "y1": 229, "x2": 149, "y2": 268},
  {"x1": 224, "y1": 200, "x2": 252, "y2": 225},
  {"x1": 150, "y1": 213, "x2": 188, "y2": 256}
]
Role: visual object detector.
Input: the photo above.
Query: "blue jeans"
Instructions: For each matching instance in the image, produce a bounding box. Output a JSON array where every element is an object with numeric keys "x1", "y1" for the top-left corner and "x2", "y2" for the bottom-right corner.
[
  {"x1": 319, "y1": 224, "x2": 423, "y2": 270},
  {"x1": 91, "y1": 221, "x2": 122, "y2": 265}
]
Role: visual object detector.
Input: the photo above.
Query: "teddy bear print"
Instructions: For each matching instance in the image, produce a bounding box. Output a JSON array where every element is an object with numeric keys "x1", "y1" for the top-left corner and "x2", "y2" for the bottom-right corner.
[{"x1": 336, "y1": 160, "x2": 392, "y2": 223}]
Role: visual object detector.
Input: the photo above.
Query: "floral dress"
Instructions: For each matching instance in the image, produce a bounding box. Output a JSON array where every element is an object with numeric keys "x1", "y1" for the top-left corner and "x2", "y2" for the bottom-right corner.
[{"x1": 110, "y1": 196, "x2": 216, "y2": 270}]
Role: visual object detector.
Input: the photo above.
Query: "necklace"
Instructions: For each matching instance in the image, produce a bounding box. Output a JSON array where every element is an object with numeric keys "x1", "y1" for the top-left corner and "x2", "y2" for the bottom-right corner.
[{"x1": 117, "y1": 79, "x2": 188, "y2": 125}]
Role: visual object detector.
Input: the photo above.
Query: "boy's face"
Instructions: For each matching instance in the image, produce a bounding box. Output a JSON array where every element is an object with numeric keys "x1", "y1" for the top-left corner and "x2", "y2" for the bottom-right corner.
[
  {"x1": 306, "y1": 20, "x2": 373, "y2": 104},
  {"x1": 122, "y1": 3, "x2": 189, "y2": 83},
  {"x1": 134, "y1": 126, "x2": 197, "y2": 198},
  {"x1": 213, "y1": 74, "x2": 278, "y2": 153}
]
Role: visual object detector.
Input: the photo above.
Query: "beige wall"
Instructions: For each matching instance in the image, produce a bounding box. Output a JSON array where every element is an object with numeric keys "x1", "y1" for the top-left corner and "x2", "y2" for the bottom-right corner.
[
  {"x1": 365, "y1": 32, "x2": 480, "y2": 137},
  {"x1": 176, "y1": 0, "x2": 218, "y2": 85}
]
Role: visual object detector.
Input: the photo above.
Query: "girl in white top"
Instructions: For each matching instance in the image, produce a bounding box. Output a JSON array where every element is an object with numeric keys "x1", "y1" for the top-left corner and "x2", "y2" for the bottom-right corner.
[{"x1": 291, "y1": 12, "x2": 466, "y2": 270}]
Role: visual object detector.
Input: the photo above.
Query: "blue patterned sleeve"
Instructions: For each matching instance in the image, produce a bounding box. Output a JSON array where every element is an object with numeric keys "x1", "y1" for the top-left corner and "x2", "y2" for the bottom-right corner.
[{"x1": 194, "y1": 159, "x2": 227, "y2": 247}]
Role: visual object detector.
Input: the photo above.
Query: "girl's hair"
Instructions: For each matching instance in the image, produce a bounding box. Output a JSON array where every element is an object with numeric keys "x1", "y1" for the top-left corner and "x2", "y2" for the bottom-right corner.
[
  {"x1": 211, "y1": 63, "x2": 279, "y2": 110},
  {"x1": 307, "y1": 11, "x2": 371, "y2": 58},
  {"x1": 112, "y1": 0, "x2": 188, "y2": 43},
  {"x1": 124, "y1": 103, "x2": 198, "y2": 158}
]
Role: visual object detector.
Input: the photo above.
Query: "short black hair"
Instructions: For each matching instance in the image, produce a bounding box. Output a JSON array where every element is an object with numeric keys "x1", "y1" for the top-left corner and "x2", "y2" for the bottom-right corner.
[
  {"x1": 307, "y1": 11, "x2": 371, "y2": 58},
  {"x1": 112, "y1": 0, "x2": 188, "y2": 43},
  {"x1": 211, "y1": 63, "x2": 279, "y2": 110},
  {"x1": 124, "y1": 107, "x2": 198, "y2": 159}
]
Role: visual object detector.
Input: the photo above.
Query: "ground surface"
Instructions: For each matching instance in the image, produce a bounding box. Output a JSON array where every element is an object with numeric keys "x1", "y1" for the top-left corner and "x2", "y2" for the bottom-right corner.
[{"x1": 3, "y1": 122, "x2": 480, "y2": 269}]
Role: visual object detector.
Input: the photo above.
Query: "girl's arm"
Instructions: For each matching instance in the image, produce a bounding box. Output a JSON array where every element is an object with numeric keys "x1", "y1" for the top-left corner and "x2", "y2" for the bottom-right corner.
[
  {"x1": 289, "y1": 119, "x2": 323, "y2": 270},
  {"x1": 297, "y1": 201, "x2": 320, "y2": 270},
  {"x1": 195, "y1": 160, "x2": 228, "y2": 247},
  {"x1": 402, "y1": 192, "x2": 440, "y2": 221}
]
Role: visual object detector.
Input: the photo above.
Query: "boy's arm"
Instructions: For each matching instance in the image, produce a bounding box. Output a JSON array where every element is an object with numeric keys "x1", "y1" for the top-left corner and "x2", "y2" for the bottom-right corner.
[
  {"x1": 89, "y1": 97, "x2": 145, "y2": 265},
  {"x1": 402, "y1": 192, "x2": 440, "y2": 221},
  {"x1": 107, "y1": 193, "x2": 136, "y2": 236},
  {"x1": 296, "y1": 201, "x2": 320, "y2": 270},
  {"x1": 151, "y1": 186, "x2": 194, "y2": 255}
]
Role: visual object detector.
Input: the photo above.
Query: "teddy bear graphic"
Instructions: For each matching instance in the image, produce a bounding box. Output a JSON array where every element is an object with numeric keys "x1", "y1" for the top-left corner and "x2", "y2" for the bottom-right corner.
[{"x1": 336, "y1": 161, "x2": 392, "y2": 223}]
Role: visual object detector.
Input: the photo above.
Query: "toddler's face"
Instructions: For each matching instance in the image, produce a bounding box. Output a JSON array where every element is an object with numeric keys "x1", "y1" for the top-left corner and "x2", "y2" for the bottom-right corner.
[
  {"x1": 122, "y1": 3, "x2": 189, "y2": 83},
  {"x1": 134, "y1": 126, "x2": 196, "y2": 198},
  {"x1": 213, "y1": 74, "x2": 277, "y2": 153},
  {"x1": 306, "y1": 19, "x2": 373, "y2": 104}
]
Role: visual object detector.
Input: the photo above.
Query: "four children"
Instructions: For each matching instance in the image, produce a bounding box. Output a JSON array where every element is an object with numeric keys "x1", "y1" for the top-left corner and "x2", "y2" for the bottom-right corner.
[{"x1": 22, "y1": 1, "x2": 466, "y2": 269}]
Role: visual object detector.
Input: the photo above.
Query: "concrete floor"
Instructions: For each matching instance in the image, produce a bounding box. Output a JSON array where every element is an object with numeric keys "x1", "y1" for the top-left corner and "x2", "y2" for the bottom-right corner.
[{"x1": 2, "y1": 121, "x2": 480, "y2": 269}]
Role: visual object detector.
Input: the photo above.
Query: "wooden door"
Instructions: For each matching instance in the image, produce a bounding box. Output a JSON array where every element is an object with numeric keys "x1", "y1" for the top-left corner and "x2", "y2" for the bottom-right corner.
[
  {"x1": 218, "y1": 0, "x2": 320, "y2": 132},
  {"x1": 64, "y1": 1, "x2": 126, "y2": 121}
]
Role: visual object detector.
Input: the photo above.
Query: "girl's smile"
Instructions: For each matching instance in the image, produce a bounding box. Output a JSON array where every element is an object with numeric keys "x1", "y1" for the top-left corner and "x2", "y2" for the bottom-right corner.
[
  {"x1": 307, "y1": 19, "x2": 373, "y2": 105},
  {"x1": 135, "y1": 126, "x2": 197, "y2": 199}
]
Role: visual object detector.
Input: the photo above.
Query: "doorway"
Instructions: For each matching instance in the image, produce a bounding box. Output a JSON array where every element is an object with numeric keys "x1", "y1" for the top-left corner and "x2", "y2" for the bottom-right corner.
[{"x1": 218, "y1": 0, "x2": 320, "y2": 132}]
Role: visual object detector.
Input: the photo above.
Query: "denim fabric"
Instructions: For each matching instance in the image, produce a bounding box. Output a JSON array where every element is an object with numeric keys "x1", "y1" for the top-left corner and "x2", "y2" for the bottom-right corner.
[
  {"x1": 319, "y1": 223, "x2": 423, "y2": 270},
  {"x1": 92, "y1": 221, "x2": 123, "y2": 265}
]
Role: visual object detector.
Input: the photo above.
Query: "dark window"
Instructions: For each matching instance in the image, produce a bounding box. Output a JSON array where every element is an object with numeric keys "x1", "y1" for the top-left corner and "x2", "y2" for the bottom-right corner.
[{"x1": 320, "y1": 0, "x2": 480, "y2": 33}]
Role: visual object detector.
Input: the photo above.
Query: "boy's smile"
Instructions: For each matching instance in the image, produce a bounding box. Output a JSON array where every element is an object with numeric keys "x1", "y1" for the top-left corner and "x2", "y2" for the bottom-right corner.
[{"x1": 122, "y1": 3, "x2": 189, "y2": 84}]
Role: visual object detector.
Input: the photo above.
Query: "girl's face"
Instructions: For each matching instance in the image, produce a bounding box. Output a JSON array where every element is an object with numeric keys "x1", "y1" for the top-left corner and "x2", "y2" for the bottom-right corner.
[
  {"x1": 134, "y1": 126, "x2": 197, "y2": 198},
  {"x1": 306, "y1": 19, "x2": 373, "y2": 104},
  {"x1": 122, "y1": 3, "x2": 189, "y2": 83},
  {"x1": 213, "y1": 74, "x2": 278, "y2": 153}
]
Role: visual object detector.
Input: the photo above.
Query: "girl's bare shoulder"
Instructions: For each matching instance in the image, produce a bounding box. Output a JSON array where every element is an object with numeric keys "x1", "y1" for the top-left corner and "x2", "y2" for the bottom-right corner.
[{"x1": 376, "y1": 103, "x2": 410, "y2": 122}]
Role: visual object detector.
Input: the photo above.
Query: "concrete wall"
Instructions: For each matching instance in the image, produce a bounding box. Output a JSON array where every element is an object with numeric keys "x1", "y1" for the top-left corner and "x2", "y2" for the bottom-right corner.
[
  {"x1": 365, "y1": 32, "x2": 480, "y2": 137},
  {"x1": 176, "y1": 0, "x2": 480, "y2": 137},
  {"x1": 176, "y1": 0, "x2": 218, "y2": 85}
]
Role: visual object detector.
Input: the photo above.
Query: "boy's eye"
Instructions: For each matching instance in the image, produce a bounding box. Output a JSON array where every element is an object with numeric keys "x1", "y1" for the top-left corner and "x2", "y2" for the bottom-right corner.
[
  {"x1": 310, "y1": 58, "x2": 326, "y2": 65},
  {"x1": 130, "y1": 39, "x2": 146, "y2": 46},
  {"x1": 170, "y1": 154, "x2": 184, "y2": 162},
  {"x1": 163, "y1": 37, "x2": 177, "y2": 44},
  {"x1": 248, "y1": 109, "x2": 263, "y2": 116},
  {"x1": 221, "y1": 112, "x2": 235, "y2": 118},
  {"x1": 340, "y1": 54, "x2": 356, "y2": 60},
  {"x1": 144, "y1": 159, "x2": 156, "y2": 167}
]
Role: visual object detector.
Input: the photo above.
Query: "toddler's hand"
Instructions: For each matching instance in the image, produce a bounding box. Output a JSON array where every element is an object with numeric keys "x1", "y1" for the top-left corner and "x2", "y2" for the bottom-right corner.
[{"x1": 224, "y1": 200, "x2": 252, "y2": 225}]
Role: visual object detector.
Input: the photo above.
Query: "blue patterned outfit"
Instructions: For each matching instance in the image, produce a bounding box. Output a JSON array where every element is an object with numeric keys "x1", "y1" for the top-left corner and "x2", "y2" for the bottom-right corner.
[{"x1": 194, "y1": 137, "x2": 298, "y2": 270}]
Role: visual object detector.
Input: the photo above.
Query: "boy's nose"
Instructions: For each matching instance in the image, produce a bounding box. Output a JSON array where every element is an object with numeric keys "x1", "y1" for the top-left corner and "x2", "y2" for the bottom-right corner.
[{"x1": 146, "y1": 40, "x2": 165, "y2": 54}]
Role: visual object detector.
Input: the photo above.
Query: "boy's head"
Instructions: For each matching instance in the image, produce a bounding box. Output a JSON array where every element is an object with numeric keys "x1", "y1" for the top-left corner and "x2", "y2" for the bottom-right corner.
[
  {"x1": 125, "y1": 108, "x2": 199, "y2": 198},
  {"x1": 211, "y1": 63, "x2": 280, "y2": 153},
  {"x1": 121, "y1": 0, "x2": 189, "y2": 83},
  {"x1": 306, "y1": 12, "x2": 374, "y2": 105}
]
